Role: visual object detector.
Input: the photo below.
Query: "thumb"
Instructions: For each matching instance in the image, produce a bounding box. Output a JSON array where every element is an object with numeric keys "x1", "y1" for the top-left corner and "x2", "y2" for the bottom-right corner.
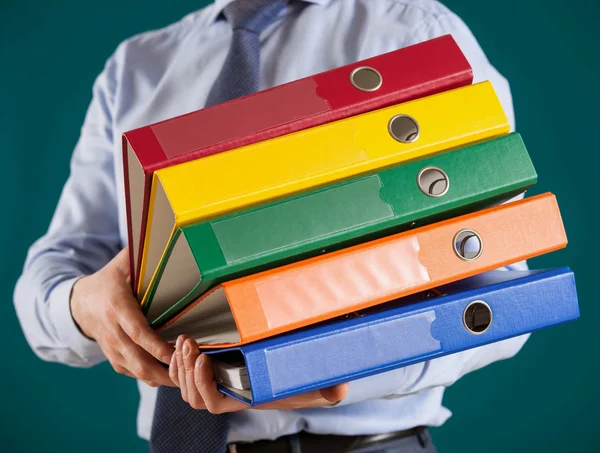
[{"x1": 320, "y1": 382, "x2": 349, "y2": 404}]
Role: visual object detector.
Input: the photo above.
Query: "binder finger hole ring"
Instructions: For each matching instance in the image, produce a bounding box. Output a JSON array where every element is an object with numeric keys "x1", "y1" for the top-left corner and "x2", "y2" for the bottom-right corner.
[
  {"x1": 417, "y1": 166, "x2": 449, "y2": 197},
  {"x1": 349, "y1": 66, "x2": 383, "y2": 92},
  {"x1": 463, "y1": 300, "x2": 492, "y2": 334},
  {"x1": 453, "y1": 229, "x2": 483, "y2": 261},
  {"x1": 388, "y1": 115, "x2": 420, "y2": 143}
]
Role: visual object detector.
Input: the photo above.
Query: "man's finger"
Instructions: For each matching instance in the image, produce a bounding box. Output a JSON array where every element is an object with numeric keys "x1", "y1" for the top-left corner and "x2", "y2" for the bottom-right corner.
[
  {"x1": 183, "y1": 338, "x2": 205, "y2": 410},
  {"x1": 116, "y1": 327, "x2": 176, "y2": 387},
  {"x1": 195, "y1": 354, "x2": 245, "y2": 414},
  {"x1": 168, "y1": 351, "x2": 179, "y2": 387},
  {"x1": 118, "y1": 298, "x2": 174, "y2": 364},
  {"x1": 256, "y1": 384, "x2": 348, "y2": 411},
  {"x1": 104, "y1": 347, "x2": 135, "y2": 378},
  {"x1": 103, "y1": 247, "x2": 174, "y2": 365},
  {"x1": 258, "y1": 390, "x2": 328, "y2": 411},
  {"x1": 320, "y1": 383, "x2": 349, "y2": 403},
  {"x1": 175, "y1": 336, "x2": 188, "y2": 401}
]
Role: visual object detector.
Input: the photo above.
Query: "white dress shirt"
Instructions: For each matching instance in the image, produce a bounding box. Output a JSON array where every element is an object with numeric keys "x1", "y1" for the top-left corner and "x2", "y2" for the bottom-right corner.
[{"x1": 14, "y1": 0, "x2": 528, "y2": 443}]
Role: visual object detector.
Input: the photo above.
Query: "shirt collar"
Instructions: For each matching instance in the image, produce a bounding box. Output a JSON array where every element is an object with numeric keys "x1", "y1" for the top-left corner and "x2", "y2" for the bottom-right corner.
[{"x1": 207, "y1": 0, "x2": 332, "y2": 24}]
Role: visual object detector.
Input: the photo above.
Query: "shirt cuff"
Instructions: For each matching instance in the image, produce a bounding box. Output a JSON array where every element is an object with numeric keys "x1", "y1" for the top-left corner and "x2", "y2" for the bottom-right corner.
[{"x1": 48, "y1": 277, "x2": 105, "y2": 364}]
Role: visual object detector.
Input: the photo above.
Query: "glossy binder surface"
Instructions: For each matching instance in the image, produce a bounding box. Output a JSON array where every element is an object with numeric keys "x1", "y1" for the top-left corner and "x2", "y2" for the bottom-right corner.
[
  {"x1": 124, "y1": 34, "x2": 473, "y2": 291},
  {"x1": 154, "y1": 81, "x2": 507, "y2": 226},
  {"x1": 144, "y1": 133, "x2": 536, "y2": 323},
  {"x1": 138, "y1": 81, "x2": 509, "y2": 297},
  {"x1": 157, "y1": 193, "x2": 567, "y2": 344},
  {"x1": 206, "y1": 268, "x2": 579, "y2": 405}
]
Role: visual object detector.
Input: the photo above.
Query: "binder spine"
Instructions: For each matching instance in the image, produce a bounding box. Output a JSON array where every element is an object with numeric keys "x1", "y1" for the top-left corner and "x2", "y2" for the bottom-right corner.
[{"x1": 216, "y1": 269, "x2": 578, "y2": 405}]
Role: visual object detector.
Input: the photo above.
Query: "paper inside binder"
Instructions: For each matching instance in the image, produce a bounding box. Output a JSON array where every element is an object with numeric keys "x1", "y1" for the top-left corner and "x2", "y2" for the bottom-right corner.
[
  {"x1": 157, "y1": 287, "x2": 240, "y2": 345},
  {"x1": 125, "y1": 141, "x2": 146, "y2": 290},
  {"x1": 212, "y1": 351, "x2": 250, "y2": 391},
  {"x1": 139, "y1": 178, "x2": 177, "y2": 301},
  {"x1": 144, "y1": 231, "x2": 200, "y2": 323}
]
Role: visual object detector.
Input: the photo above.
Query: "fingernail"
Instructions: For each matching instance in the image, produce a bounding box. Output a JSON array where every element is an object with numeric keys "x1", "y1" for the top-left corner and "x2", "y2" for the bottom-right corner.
[
  {"x1": 176, "y1": 335, "x2": 185, "y2": 349},
  {"x1": 183, "y1": 342, "x2": 190, "y2": 358}
]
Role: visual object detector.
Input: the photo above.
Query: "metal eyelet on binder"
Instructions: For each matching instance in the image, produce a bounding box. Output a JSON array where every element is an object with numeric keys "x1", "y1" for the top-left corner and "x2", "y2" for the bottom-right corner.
[
  {"x1": 388, "y1": 115, "x2": 420, "y2": 143},
  {"x1": 462, "y1": 300, "x2": 492, "y2": 334},
  {"x1": 453, "y1": 229, "x2": 483, "y2": 261},
  {"x1": 349, "y1": 66, "x2": 383, "y2": 92},
  {"x1": 417, "y1": 166, "x2": 449, "y2": 197}
]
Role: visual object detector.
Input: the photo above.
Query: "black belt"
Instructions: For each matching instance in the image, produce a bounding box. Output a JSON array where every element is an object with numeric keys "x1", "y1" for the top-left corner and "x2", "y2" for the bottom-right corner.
[{"x1": 227, "y1": 426, "x2": 427, "y2": 453}]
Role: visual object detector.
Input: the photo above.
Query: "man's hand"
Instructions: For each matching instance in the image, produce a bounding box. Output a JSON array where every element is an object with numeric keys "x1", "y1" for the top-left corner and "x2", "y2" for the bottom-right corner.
[
  {"x1": 169, "y1": 335, "x2": 349, "y2": 413},
  {"x1": 70, "y1": 248, "x2": 175, "y2": 387}
]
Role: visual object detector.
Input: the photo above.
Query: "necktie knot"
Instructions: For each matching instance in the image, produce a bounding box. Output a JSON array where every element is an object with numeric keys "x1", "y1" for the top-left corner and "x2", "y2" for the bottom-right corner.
[{"x1": 223, "y1": 0, "x2": 287, "y2": 33}]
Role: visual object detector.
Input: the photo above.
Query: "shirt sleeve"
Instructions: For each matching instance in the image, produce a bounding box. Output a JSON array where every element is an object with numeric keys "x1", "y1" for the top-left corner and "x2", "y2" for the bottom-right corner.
[
  {"x1": 331, "y1": 4, "x2": 529, "y2": 407},
  {"x1": 13, "y1": 48, "x2": 124, "y2": 368}
]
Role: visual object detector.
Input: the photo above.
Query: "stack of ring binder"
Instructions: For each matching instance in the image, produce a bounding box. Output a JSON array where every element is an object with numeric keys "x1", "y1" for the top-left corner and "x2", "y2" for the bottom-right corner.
[{"x1": 122, "y1": 34, "x2": 579, "y2": 405}]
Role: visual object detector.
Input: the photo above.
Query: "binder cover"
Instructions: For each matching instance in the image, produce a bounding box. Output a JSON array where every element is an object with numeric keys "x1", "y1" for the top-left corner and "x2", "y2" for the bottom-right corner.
[
  {"x1": 124, "y1": 35, "x2": 473, "y2": 292},
  {"x1": 138, "y1": 81, "x2": 509, "y2": 298},
  {"x1": 205, "y1": 267, "x2": 579, "y2": 406},
  {"x1": 157, "y1": 193, "x2": 567, "y2": 345},
  {"x1": 144, "y1": 133, "x2": 537, "y2": 324}
]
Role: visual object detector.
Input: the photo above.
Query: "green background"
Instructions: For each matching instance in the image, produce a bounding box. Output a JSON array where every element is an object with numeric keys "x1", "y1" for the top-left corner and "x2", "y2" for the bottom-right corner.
[{"x1": 1, "y1": 0, "x2": 598, "y2": 451}]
